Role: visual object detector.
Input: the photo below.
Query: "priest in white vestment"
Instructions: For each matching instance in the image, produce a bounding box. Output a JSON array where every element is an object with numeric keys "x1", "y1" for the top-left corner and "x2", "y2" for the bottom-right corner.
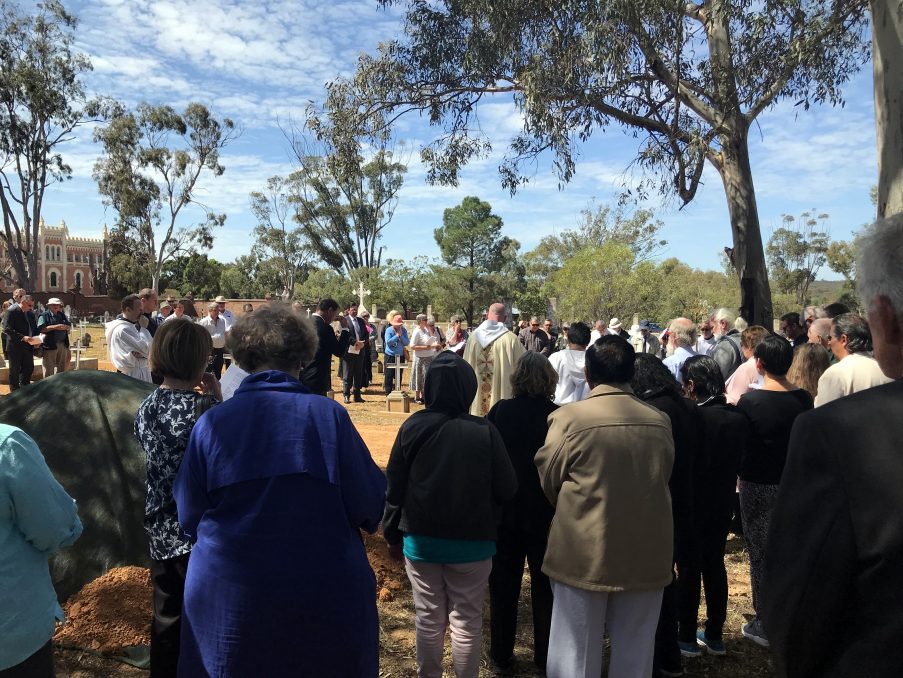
[
  {"x1": 105, "y1": 294, "x2": 153, "y2": 383},
  {"x1": 463, "y1": 302, "x2": 526, "y2": 416}
]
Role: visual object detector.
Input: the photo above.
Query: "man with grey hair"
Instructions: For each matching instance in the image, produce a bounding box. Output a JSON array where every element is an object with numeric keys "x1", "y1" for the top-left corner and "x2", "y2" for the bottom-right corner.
[
  {"x1": 763, "y1": 214, "x2": 903, "y2": 677},
  {"x1": 807, "y1": 317, "x2": 833, "y2": 350},
  {"x1": 711, "y1": 308, "x2": 743, "y2": 380},
  {"x1": 813, "y1": 313, "x2": 892, "y2": 407},
  {"x1": 463, "y1": 302, "x2": 525, "y2": 415},
  {"x1": 662, "y1": 317, "x2": 698, "y2": 385},
  {"x1": 801, "y1": 305, "x2": 827, "y2": 329},
  {"x1": 518, "y1": 316, "x2": 552, "y2": 356}
]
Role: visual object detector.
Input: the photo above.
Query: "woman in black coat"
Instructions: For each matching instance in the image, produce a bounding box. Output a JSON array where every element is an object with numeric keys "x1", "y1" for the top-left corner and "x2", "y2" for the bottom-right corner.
[
  {"x1": 678, "y1": 355, "x2": 750, "y2": 657},
  {"x1": 631, "y1": 353, "x2": 698, "y2": 678},
  {"x1": 486, "y1": 352, "x2": 559, "y2": 671}
]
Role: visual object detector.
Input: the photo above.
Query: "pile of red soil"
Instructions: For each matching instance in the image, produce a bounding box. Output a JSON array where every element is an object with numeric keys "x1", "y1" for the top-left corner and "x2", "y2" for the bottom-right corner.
[
  {"x1": 364, "y1": 531, "x2": 407, "y2": 601},
  {"x1": 52, "y1": 537, "x2": 406, "y2": 654},
  {"x1": 54, "y1": 566, "x2": 151, "y2": 654}
]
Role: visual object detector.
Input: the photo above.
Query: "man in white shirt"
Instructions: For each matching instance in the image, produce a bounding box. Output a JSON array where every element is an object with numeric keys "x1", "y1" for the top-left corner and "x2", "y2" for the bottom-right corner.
[
  {"x1": 694, "y1": 320, "x2": 717, "y2": 355},
  {"x1": 105, "y1": 294, "x2": 153, "y2": 382},
  {"x1": 815, "y1": 313, "x2": 892, "y2": 406},
  {"x1": 589, "y1": 319, "x2": 607, "y2": 343},
  {"x1": 549, "y1": 321, "x2": 590, "y2": 404},
  {"x1": 215, "y1": 296, "x2": 235, "y2": 332},
  {"x1": 199, "y1": 302, "x2": 227, "y2": 379}
]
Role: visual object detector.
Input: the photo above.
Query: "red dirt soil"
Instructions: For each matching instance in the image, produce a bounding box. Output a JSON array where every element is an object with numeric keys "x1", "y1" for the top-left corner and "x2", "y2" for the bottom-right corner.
[
  {"x1": 53, "y1": 538, "x2": 406, "y2": 655},
  {"x1": 54, "y1": 566, "x2": 152, "y2": 653}
]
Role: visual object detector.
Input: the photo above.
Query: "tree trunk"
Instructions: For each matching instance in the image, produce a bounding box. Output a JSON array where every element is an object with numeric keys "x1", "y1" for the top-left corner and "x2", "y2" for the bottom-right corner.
[
  {"x1": 717, "y1": 128, "x2": 774, "y2": 327},
  {"x1": 871, "y1": 0, "x2": 903, "y2": 219}
]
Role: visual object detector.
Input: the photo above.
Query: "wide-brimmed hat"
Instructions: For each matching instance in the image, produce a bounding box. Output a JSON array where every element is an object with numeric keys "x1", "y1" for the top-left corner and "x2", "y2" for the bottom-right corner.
[
  {"x1": 609, "y1": 317, "x2": 622, "y2": 329},
  {"x1": 639, "y1": 319, "x2": 651, "y2": 330},
  {"x1": 47, "y1": 297, "x2": 63, "y2": 306},
  {"x1": 214, "y1": 295, "x2": 226, "y2": 303}
]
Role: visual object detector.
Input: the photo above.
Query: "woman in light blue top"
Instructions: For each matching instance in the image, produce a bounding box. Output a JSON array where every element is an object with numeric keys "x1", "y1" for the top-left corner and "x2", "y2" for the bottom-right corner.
[
  {"x1": 0, "y1": 424, "x2": 82, "y2": 676},
  {"x1": 383, "y1": 310, "x2": 410, "y2": 394}
]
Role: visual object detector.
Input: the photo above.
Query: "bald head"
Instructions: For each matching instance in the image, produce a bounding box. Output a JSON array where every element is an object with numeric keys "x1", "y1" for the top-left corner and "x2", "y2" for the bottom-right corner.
[
  {"x1": 488, "y1": 303, "x2": 506, "y2": 322},
  {"x1": 808, "y1": 317, "x2": 832, "y2": 347}
]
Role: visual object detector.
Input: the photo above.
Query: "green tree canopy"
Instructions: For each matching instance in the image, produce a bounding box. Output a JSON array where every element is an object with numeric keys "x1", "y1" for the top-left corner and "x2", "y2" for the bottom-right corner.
[
  {"x1": 0, "y1": 0, "x2": 107, "y2": 291},
  {"x1": 433, "y1": 196, "x2": 520, "y2": 326},
  {"x1": 766, "y1": 210, "x2": 830, "y2": 307},
  {"x1": 324, "y1": 0, "x2": 869, "y2": 326},
  {"x1": 249, "y1": 176, "x2": 315, "y2": 299},
  {"x1": 93, "y1": 102, "x2": 236, "y2": 291},
  {"x1": 288, "y1": 117, "x2": 406, "y2": 278}
]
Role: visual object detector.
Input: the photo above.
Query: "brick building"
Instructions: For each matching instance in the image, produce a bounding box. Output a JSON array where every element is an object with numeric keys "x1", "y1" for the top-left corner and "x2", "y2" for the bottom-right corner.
[{"x1": 0, "y1": 219, "x2": 108, "y2": 295}]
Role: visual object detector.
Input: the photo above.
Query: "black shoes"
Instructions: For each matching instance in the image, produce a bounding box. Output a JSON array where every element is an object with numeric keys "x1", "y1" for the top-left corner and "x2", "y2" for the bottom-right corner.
[{"x1": 353, "y1": 394, "x2": 365, "y2": 403}]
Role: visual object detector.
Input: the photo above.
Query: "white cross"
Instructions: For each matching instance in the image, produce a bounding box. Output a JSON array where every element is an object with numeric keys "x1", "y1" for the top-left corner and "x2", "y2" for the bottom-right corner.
[{"x1": 355, "y1": 280, "x2": 371, "y2": 315}]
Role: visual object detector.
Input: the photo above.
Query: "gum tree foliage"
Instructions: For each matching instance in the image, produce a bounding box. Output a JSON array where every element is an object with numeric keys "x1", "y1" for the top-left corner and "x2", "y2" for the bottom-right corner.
[
  {"x1": 766, "y1": 210, "x2": 830, "y2": 307},
  {"x1": 433, "y1": 196, "x2": 520, "y2": 327},
  {"x1": 287, "y1": 115, "x2": 406, "y2": 279},
  {"x1": 550, "y1": 242, "x2": 660, "y2": 323},
  {"x1": 324, "y1": 0, "x2": 870, "y2": 326},
  {"x1": 161, "y1": 253, "x2": 223, "y2": 299},
  {"x1": 0, "y1": 0, "x2": 105, "y2": 291},
  {"x1": 371, "y1": 256, "x2": 431, "y2": 318},
  {"x1": 93, "y1": 102, "x2": 236, "y2": 292},
  {"x1": 249, "y1": 175, "x2": 315, "y2": 300},
  {"x1": 524, "y1": 203, "x2": 667, "y2": 282},
  {"x1": 219, "y1": 255, "x2": 268, "y2": 299},
  {"x1": 293, "y1": 267, "x2": 351, "y2": 306}
]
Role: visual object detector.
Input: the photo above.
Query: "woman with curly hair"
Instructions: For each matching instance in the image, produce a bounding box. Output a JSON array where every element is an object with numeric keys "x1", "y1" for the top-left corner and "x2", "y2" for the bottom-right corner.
[{"x1": 174, "y1": 305, "x2": 387, "y2": 677}]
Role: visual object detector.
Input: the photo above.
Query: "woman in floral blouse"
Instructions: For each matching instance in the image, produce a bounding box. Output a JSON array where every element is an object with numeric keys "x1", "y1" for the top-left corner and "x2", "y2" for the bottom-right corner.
[{"x1": 134, "y1": 318, "x2": 221, "y2": 677}]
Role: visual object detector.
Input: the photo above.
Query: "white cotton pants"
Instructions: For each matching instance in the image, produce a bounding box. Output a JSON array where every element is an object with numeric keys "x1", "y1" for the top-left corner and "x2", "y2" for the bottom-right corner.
[
  {"x1": 546, "y1": 579, "x2": 663, "y2": 678},
  {"x1": 404, "y1": 557, "x2": 492, "y2": 678}
]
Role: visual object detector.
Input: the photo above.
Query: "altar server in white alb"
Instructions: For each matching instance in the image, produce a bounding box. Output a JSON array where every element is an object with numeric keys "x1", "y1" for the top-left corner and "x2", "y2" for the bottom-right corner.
[{"x1": 105, "y1": 294, "x2": 153, "y2": 382}]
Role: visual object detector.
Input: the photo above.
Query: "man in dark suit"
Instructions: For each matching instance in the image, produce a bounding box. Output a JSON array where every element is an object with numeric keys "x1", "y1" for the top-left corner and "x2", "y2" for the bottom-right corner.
[
  {"x1": 762, "y1": 213, "x2": 903, "y2": 677},
  {"x1": 300, "y1": 298, "x2": 351, "y2": 397},
  {"x1": 341, "y1": 303, "x2": 368, "y2": 404},
  {"x1": 2, "y1": 295, "x2": 41, "y2": 390}
]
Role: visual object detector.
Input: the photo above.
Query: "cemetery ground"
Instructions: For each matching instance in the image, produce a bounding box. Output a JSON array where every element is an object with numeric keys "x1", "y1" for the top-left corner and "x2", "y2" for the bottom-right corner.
[{"x1": 9, "y1": 339, "x2": 772, "y2": 676}]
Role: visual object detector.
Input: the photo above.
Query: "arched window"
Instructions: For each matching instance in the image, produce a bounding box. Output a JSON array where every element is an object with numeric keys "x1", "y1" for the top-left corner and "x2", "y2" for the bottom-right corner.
[
  {"x1": 56, "y1": 246, "x2": 61, "y2": 261},
  {"x1": 45, "y1": 245, "x2": 50, "y2": 260},
  {"x1": 50, "y1": 271, "x2": 57, "y2": 287},
  {"x1": 74, "y1": 272, "x2": 82, "y2": 290}
]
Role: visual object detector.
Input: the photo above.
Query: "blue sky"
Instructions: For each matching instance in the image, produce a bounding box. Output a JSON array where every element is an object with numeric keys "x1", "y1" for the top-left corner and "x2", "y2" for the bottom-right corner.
[{"x1": 42, "y1": 0, "x2": 877, "y2": 278}]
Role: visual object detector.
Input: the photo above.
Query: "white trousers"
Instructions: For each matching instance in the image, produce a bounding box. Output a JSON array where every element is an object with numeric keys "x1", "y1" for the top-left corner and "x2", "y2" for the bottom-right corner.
[
  {"x1": 547, "y1": 579, "x2": 663, "y2": 678},
  {"x1": 405, "y1": 557, "x2": 493, "y2": 678}
]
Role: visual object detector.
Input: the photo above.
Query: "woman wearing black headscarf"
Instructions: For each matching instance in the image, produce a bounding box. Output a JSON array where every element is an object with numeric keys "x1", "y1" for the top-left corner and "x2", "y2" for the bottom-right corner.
[
  {"x1": 630, "y1": 353, "x2": 698, "y2": 678},
  {"x1": 383, "y1": 352, "x2": 517, "y2": 678}
]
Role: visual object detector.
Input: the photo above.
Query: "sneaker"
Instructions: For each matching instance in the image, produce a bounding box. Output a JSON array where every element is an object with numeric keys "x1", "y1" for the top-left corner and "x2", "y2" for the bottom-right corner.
[
  {"x1": 678, "y1": 640, "x2": 702, "y2": 658},
  {"x1": 696, "y1": 631, "x2": 726, "y2": 656},
  {"x1": 741, "y1": 618, "x2": 770, "y2": 647}
]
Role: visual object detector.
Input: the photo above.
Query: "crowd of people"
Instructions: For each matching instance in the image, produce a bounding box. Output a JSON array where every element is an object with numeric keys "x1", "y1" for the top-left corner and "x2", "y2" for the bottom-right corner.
[{"x1": 1, "y1": 213, "x2": 902, "y2": 677}]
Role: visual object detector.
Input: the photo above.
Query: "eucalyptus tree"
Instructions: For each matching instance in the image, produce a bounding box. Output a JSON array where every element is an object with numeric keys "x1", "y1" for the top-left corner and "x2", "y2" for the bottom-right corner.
[
  {"x1": 325, "y1": 0, "x2": 870, "y2": 325},
  {"x1": 0, "y1": 0, "x2": 102, "y2": 290},
  {"x1": 93, "y1": 102, "x2": 236, "y2": 291}
]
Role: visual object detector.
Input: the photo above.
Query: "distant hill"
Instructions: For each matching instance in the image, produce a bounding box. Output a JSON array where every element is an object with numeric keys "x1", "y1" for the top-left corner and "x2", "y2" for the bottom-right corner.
[{"x1": 808, "y1": 279, "x2": 846, "y2": 302}]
